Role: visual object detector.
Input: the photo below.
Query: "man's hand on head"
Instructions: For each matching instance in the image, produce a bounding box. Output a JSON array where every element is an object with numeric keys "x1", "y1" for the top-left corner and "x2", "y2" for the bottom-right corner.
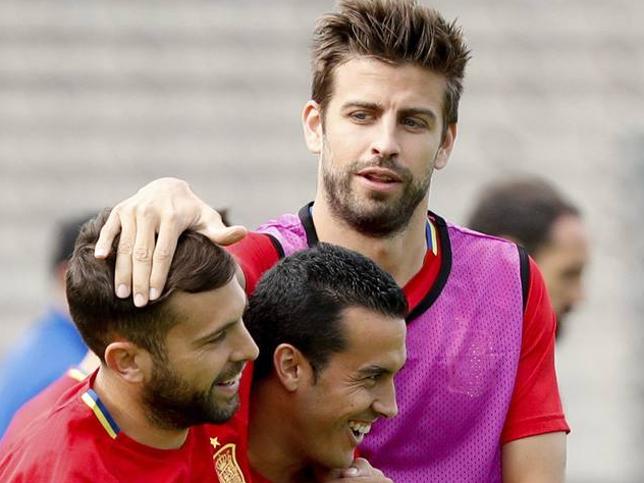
[
  {"x1": 94, "y1": 178, "x2": 247, "y2": 307},
  {"x1": 323, "y1": 458, "x2": 393, "y2": 482}
]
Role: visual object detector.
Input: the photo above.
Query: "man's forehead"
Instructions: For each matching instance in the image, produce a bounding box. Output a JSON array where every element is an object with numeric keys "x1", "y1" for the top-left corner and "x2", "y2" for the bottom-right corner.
[
  {"x1": 335, "y1": 309, "x2": 407, "y2": 366},
  {"x1": 329, "y1": 56, "x2": 447, "y2": 106},
  {"x1": 552, "y1": 214, "x2": 586, "y2": 237},
  {"x1": 548, "y1": 215, "x2": 589, "y2": 252}
]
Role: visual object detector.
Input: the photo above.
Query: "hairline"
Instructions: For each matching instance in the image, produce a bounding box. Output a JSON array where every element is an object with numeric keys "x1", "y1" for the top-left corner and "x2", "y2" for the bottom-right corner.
[{"x1": 304, "y1": 303, "x2": 405, "y2": 381}]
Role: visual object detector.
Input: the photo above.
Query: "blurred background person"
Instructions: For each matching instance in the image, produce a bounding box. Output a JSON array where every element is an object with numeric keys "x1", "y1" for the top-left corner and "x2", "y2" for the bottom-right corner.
[
  {"x1": 0, "y1": 213, "x2": 93, "y2": 437},
  {"x1": 466, "y1": 177, "x2": 589, "y2": 339}
]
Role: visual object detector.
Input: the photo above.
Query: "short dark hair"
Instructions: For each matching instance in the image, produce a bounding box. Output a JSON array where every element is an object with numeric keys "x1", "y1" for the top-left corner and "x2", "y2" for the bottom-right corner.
[
  {"x1": 66, "y1": 208, "x2": 236, "y2": 362},
  {"x1": 311, "y1": 0, "x2": 471, "y2": 135},
  {"x1": 467, "y1": 177, "x2": 581, "y2": 255},
  {"x1": 50, "y1": 212, "x2": 96, "y2": 272},
  {"x1": 245, "y1": 243, "x2": 408, "y2": 381}
]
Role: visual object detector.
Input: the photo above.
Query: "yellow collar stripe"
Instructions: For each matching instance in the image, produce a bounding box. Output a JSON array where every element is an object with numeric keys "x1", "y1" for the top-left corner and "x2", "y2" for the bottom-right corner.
[
  {"x1": 81, "y1": 389, "x2": 120, "y2": 439},
  {"x1": 429, "y1": 220, "x2": 438, "y2": 256}
]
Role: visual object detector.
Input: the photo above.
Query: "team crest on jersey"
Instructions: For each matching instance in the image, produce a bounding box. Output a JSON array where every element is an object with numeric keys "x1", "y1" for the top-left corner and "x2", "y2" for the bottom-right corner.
[{"x1": 213, "y1": 443, "x2": 246, "y2": 483}]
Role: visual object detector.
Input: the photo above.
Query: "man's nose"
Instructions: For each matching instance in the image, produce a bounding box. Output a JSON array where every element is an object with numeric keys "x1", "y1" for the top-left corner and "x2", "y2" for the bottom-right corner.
[
  {"x1": 231, "y1": 320, "x2": 259, "y2": 362},
  {"x1": 372, "y1": 380, "x2": 399, "y2": 419},
  {"x1": 370, "y1": 119, "x2": 401, "y2": 160}
]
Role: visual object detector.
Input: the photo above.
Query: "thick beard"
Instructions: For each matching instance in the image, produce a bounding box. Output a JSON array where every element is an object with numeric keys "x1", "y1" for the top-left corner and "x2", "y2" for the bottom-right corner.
[
  {"x1": 142, "y1": 359, "x2": 242, "y2": 430},
  {"x1": 322, "y1": 155, "x2": 431, "y2": 238}
]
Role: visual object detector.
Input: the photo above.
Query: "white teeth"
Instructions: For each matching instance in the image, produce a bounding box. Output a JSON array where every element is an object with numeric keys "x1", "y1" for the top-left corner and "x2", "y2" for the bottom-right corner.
[
  {"x1": 219, "y1": 373, "x2": 241, "y2": 385},
  {"x1": 348, "y1": 421, "x2": 372, "y2": 436}
]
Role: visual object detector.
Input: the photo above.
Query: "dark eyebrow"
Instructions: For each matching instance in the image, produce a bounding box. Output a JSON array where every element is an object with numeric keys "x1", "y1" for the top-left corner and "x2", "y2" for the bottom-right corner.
[
  {"x1": 357, "y1": 365, "x2": 391, "y2": 377},
  {"x1": 399, "y1": 108, "x2": 437, "y2": 122},
  {"x1": 341, "y1": 101, "x2": 383, "y2": 112}
]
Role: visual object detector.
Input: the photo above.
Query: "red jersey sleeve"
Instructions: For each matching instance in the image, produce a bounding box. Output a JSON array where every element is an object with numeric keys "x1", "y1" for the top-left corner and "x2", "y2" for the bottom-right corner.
[
  {"x1": 501, "y1": 257, "x2": 570, "y2": 443},
  {"x1": 226, "y1": 232, "x2": 282, "y2": 295}
]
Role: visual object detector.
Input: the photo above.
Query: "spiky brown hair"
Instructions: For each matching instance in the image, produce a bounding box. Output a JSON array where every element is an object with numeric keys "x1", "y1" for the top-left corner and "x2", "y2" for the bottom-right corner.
[{"x1": 311, "y1": 0, "x2": 471, "y2": 133}]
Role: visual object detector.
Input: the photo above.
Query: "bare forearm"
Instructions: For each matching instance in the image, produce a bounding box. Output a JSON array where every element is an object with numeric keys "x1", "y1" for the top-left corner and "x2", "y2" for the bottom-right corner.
[{"x1": 502, "y1": 432, "x2": 566, "y2": 483}]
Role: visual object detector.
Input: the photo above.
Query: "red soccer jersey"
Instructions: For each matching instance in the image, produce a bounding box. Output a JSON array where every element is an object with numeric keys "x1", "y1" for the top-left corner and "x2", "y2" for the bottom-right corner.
[
  {"x1": 227, "y1": 211, "x2": 569, "y2": 444},
  {"x1": 0, "y1": 367, "x2": 87, "y2": 447},
  {"x1": 0, "y1": 371, "x2": 252, "y2": 483},
  {"x1": 205, "y1": 361, "x2": 361, "y2": 483},
  {"x1": 208, "y1": 363, "x2": 257, "y2": 482}
]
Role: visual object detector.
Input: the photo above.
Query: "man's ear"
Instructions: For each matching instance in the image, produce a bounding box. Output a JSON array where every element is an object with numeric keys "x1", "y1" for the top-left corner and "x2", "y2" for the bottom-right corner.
[
  {"x1": 273, "y1": 343, "x2": 311, "y2": 392},
  {"x1": 434, "y1": 122, "x2": 457, "y2": 170},
  {"x1": 55, "y1": 261, "x2": 69, "y2": 288},
  {"x1": 104, "y1": 341, "x2": 152, "y2": 384},
  {"x1": 302, "y1": 100, "x2": 323, "y2": 155}
]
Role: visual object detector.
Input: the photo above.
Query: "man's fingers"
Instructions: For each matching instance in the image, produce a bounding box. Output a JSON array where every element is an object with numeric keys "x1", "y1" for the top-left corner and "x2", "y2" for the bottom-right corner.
[
  {"x1": 114, "y1": 213, "x2": 136, "y2": 299},
  {"x1": 131, "y1": 212, "x2": 158, "y2": 307},
  {"x1": 333, "y1": 458, "x2": 390, "y2": 481},
  {"x1": 205, "y1": 225, "x2": 248, "y2": 246},
  {"x1": 94, "y1": 210, "x2": 122, "y2": 258},
  {"x1": 321, "y1": 458, "x2": 378, "y2": 481},
  {"x1": 95, "y1": 181, "x2": 240, "y2": 306},
  {"x1": 341, "y1": 458, "x2": 371, "y2": 477},
  {"x1": 149, "y1": 220, "x2": 181, "y2": 302}
]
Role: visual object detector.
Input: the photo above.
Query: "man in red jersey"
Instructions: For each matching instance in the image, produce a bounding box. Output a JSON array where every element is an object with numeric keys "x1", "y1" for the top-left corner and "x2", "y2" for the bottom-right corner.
[
  {"x1": 0, "y1": 209, "x2": 260, "y2": 482},
  {"x1": 213, "y1": 244, "x2": 408, "y2": 482},
  {"x1": 93, "y1": 1, "x2": 569, "y2": 481}
]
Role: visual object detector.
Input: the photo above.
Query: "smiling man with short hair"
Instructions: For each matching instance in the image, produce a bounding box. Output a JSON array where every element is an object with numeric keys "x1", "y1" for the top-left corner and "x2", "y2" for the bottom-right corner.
[
  {"x1": 0, "y1": 210, "x2": 259, "y2": 481},
  {"x1": 242, "y1": 244, "x2": 407, "y2": 482}
]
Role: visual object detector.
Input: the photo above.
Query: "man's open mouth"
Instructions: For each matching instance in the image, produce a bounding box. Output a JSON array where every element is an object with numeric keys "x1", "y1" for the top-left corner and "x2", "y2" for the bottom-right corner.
[{"x1": 348, "y1": 420, "x2": 372, "y2": 444}]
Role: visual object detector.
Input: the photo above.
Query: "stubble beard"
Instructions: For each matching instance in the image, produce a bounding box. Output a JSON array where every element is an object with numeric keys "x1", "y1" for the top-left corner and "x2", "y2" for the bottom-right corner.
[
  {"x1": 321, "y1": 150, "x2": 432, "y2": 238},
  {"x1": 142, "y1": 358, "x2": 242, "y2": 430}
]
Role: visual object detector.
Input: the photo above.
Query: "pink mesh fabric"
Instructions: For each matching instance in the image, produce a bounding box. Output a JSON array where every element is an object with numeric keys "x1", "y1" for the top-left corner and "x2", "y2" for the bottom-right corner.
[
  {"x1": 256, "y1": 213, "x2": 309, "y2": 256},
  {"x1": 259, "y1": 215, "x2": 523, "y2": 482},
  {"x1": 360, "y1": 223, "x2": 523, "y2": 482}
]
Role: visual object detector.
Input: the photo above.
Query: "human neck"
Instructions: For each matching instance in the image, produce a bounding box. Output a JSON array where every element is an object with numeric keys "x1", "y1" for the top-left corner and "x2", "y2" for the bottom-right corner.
[
  {"x1": 248, "y1": 380, "x2": 315, "y2": 483},
  {"x1": 311, "y1": 195, "x2": 428, "y2": 287},
  {"x1": 92, "y1": 368, "x2": 189, "y2": 449}
]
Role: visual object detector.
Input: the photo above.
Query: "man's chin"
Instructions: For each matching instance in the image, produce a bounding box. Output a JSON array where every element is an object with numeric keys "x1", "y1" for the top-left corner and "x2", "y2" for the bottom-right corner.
[
  {"x1": 207, "y1": 394, "x2": 240, "y2": 423},
  {"x1": 555, "y1": 306, "x2": 573, "y2": 324},
  {"x1": 348, "y1": 212, "x2": 409, "y2": 237},
  {"x1": 323, "y1": 453, "x2": 355, "y2": 476}
]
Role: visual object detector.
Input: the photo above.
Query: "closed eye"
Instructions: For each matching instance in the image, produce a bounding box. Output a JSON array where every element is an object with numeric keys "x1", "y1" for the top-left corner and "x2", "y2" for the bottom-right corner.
[
  {"x1": 206, "y1": 329, "x2": 227, "y2": 345},
  {"x1": 361, "y1": 370, "x2": 387, "y2": 385},
  {"x1": 194, "y1": 319, "x2": 240, "y2": 348}
]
